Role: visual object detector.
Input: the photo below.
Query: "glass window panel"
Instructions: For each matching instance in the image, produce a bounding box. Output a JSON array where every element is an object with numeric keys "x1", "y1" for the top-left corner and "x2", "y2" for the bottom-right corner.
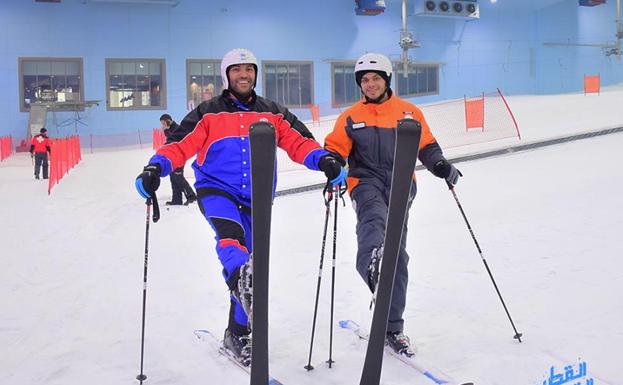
[
  {"x1": 261, "y1": 62, "x2": 313, "y2": 107},
  {"x1": 124, "y1": 75, "x2": 137, "y2": 91},
  {"x1": 37, "y1": 75, "x2": 54, "y2": 101},
  {"x1": 52, "y1": 75, "x2": 66, "y2": 92},
  {"x1": 264, "y1": 64, "x2": 276, "y2": 102},
  {"x1": 428, "y1": 68, "x2": 437, "y2": 93},
  {"x1": 334, "y1": 68, "x2": 345, "y2": 106},
  {"x1": 136, "y1": 62, "x2": 148, "y2": 76},
  {"x1": 149, "y1": 75, "x2": 161, "y2": 107},
  {"x1": 36, "y1": 62, "x2": 51, "y2": 75},
  {"x1": 393, "y1": 64, "x2": 439, "y2": 96},
  {"x1": 214, "y1": 75, "x2": 222, "y2": 94},
  {"x1": 23, "y1": 75, "x2": 37, "y2": 107},
  {"x1": 109, "y1": 62, "x2": 123, "y2": 75},
  {"x1": 107, "y1": 59, "x2": 165, "y2": 109},
  {"x1": 20, "y1": 58, "x2": 83, "y2": 111},
  {"x1": 300, "y1": 64, "x2": 312, "y2": 105},
  {"x1": 149, "y1": 62, "x2": 161, "y2": 75},
  {"x1": 202, "y1": 62, "x2": 215, "y2": 76},
  {"x1": 397, "y1": 71, "x2": 408, "y2": 96},
  {"x1": 137, "y1": 75, "x2": 149, "y2": 92},
  {"x1": 345, "y1": 66, "x2": 358, "y2": 105},
  {"x1": 187, "y1": 60, "x2": 221, "y2": 105},
  {"x1": 122, "y1": 62, "x2": 135, "y2": 75},
  {"x1": 288, "y1": 65, "x2": 301, "y2": 106},
  {"x1": 51, "y1": 62, "x2": 65, "y2": 76},
  {"x1": 110, "y1": 74, "x2": 122, "y2": 89},
  {"x1": 66, "y1": 75, "x2": 80, "y2": 101},
  {"x1": 417, "y1": 67, "x2": 426, "y2": 94},
  {"x1": 23, "y1": 62, "x2": 37, "y2": 76},
  {"x1": 66, "y1": 61, "x2": 79, "y2": 75},
  {"x1": 405, "y1": 70, "x2": 418, "y2": 95},
  {"x1": 189, "y1": 62, "x2": 202, "y2": 76}
]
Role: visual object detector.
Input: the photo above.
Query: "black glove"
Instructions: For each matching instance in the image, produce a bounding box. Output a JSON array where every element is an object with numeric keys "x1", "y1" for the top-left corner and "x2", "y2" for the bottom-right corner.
[
  {"x1": 135, "y1": 164, "x2": 161, "y2": 199},
  {"x1": 318, "y1": 155, "x2": 346, "y2": 184},
  {"x1": 432, "y1": 159, "x2": 462, "y2": 186}
]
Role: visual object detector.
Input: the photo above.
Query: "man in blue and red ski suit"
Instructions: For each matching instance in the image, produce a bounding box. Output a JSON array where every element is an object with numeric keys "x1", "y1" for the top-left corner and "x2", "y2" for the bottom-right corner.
[{"x1": 135, "y1": 48, "x2": 345, "y2": 366}]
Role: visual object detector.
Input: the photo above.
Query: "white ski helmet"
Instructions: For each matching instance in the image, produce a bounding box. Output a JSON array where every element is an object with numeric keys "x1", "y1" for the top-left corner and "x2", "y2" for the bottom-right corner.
[
  {"x1": 354, "y1": 52, "x2": 393, "y2": 87},
  {"x1": 221, "y1": 48, "x2": 259, "y2": 90}
]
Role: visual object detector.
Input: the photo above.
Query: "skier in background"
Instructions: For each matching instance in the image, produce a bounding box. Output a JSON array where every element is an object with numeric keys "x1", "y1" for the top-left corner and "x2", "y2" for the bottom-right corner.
[
  {"x1": 30, "y1": 127, "x2": 51, "y2": 180},
  {"x1": 135, "y1": 48, "x2": 346, "y2": 367},
  {"x1": 324, "y1": 53, "x2": 461, "y2": 357},
  {"x1": 159, "y1": 113, "x2": 197, "y2": 206}
]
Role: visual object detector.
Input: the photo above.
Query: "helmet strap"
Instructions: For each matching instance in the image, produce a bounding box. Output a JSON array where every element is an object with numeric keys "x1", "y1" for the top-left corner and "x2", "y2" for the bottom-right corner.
[
  {"x1": 363, "y1": 87, "x2": 392, "y2": 104},
  {"x1": 228, "y1": 87, "x2": 254, "y2": 105}
]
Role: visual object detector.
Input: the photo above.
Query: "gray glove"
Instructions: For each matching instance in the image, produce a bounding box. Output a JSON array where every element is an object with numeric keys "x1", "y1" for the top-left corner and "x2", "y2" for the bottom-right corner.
[{"x1": 432, "y1": 160, "x2": 462, "y2": 186}]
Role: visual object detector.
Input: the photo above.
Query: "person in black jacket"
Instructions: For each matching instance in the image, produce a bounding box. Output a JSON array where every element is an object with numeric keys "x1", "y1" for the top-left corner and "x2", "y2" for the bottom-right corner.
[{"x1": 160, "y1": 114, "x2": 197, "y2": 205}]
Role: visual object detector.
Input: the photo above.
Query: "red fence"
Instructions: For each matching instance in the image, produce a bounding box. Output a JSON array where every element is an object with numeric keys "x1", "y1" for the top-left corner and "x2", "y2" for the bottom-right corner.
[
  {"x1": 584, "y1": 74, "x2": 600, "y2": 95},
  {"x1": 152, "y1": 129, "x2": 165, "y2": 149},
  {"x1": 465, "y1": 93, "x2": 485, "y2": 131},
  {"x1": 0, "y1": 136, "x2": 13, "y2": 161},
  {"x1": 48, "y1": 136, "x2": 82, "y2": 195}
]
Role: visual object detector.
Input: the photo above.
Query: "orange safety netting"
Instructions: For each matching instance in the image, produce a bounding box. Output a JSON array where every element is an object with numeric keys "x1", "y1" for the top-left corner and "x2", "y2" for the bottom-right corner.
[
  {"x1": 0, "y1": 136, "x2": 13, "y2": 161},
  {"x1": 48, "y1": 136, "x2": 82, "y2": 195},
  {"x1": 465, "y1": 93, "x2": 485, "y2": 131},
  {"x1": 152, "y1": 129, "x2": 165, "y2": 150},
  {"x1": 310, "y1": 104, "x2": 320, "y2": 124},
  {"x1": 584, "y1": 74, "x2": 600, "y2": 95}
]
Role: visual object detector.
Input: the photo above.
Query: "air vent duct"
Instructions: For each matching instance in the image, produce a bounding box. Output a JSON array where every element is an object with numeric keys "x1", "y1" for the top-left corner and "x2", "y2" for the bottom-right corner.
[{"x1": 416, "y1": 0, "x2": 479, "y2": 20}]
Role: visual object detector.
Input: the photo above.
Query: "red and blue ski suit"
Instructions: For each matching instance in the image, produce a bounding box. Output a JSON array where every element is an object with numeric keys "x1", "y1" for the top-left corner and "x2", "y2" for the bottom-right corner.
[{"x1": 149, "y1": 90, "x2": 329, "y2": 334}]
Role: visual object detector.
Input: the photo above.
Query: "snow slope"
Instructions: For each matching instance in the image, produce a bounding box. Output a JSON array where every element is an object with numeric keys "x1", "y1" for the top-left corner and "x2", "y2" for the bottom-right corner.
[{"x1": 1, "y1": 91, "x2": 622, "y2": 385}]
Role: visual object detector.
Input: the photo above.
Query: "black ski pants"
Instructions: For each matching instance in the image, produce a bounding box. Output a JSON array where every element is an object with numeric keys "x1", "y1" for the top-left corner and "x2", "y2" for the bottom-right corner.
[
  {"x1": 351, "y1": 180, "x2": 416, "y2": 333},
  {"x1": 34, "y1": 152, "x2": 49, "y2": 179},
  {"x1": 169, "y1": 166, "x2": 196, "y2": 204}
]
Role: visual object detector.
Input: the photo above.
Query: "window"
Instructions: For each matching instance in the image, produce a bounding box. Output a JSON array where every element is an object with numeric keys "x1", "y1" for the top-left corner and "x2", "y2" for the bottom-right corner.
[
  {"x1": 19, "y1": 57, "x2": 84, "y2": 111},
  {"x1": 331, "y1": 62, "x2": 361, "y2": 107},
  {"x1": 186, "y1": 59, "x2": 222, "y2": 109},
  {"x1": 106, "y1": 59, "x2": 166, "y2": 110},
  {"x1": 394, "y1": 63, "x2": 439, "y2": 97},
  {"x1": 262, "y1": 61, "x2": 313, "y2": 108}
]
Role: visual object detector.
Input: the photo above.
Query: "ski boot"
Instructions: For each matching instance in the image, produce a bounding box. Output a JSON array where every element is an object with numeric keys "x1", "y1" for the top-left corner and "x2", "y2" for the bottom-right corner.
[
  {"x1": 223, "y1": 329, "x2": 252, "y2": 367},
  {"x1": 386, "y1": 331, "x2": 417, "y2": 357}
]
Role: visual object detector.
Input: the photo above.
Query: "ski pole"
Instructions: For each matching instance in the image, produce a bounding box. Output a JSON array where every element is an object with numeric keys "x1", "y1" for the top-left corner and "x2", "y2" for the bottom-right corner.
[
  {"x1": 326, "y1": 183, "x2": 344, "y2": 368},
  {"x1": 136, "y1": 198, "x2": 152, "y2": 383},
  {"x1": 446, "y1": 182, "x2": 523, "y2": 342},
  {"x1": 304, "y1": 186, "x2": 333, "y2": 371},
  {"x1": 327, "y1": 183, "x2": 346, "y2": 368}
]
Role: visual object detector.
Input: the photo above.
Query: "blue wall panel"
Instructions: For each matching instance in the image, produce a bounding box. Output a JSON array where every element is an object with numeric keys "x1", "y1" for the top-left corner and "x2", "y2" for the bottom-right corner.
[{"x1": 0, "y1": 0, "x2": 621, "y2": 138}]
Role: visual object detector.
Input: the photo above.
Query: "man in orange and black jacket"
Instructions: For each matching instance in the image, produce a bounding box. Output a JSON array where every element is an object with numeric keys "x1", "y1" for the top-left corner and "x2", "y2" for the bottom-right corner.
[
  {"x1": 324, "y1": 53, "x2": 461, "y2": 357},
  {"x1": 29, "y1": 127, "x2": 51, "y2": 180}
]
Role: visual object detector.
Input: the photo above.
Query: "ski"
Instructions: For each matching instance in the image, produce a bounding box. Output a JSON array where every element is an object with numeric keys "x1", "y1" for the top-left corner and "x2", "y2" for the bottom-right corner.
[
  {"x1": 193, "y1": 329, "x2": 284, "y2": 385},
  {"x1": 249, "y1": 122, "x2": 277, "y2": 385},
  {"x1": 340, "y1": 320, "x2": 474, "y2": 385},
  {"x1": 360, "y1": 118, "x2": 422, "y2": 385}
]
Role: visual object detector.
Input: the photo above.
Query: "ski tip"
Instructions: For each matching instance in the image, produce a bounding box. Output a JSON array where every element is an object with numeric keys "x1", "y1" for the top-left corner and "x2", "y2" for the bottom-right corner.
[{"x1": 338, "y1": 319, "x2": 358, "y2": 329}]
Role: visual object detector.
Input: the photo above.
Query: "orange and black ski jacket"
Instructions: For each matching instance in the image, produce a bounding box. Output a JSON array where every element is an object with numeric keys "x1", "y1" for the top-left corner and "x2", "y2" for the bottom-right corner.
[{"x1": 324, "y1": 94, "x2": 446, "y2": 193}]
